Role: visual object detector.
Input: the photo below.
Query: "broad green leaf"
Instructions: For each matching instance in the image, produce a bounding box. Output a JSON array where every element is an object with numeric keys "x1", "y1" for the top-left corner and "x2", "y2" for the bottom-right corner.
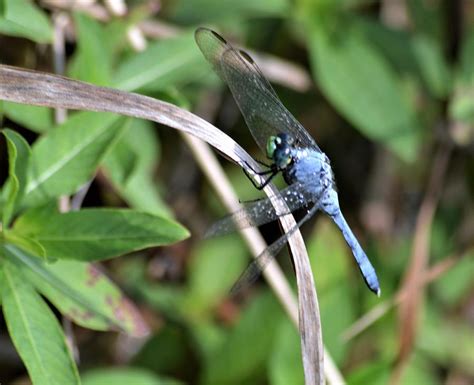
[
  {"x1": 4, "y1": 231, "x2": 46, "y2": 258},
  {"x1": 0, "y1": 0, "x2": 52, "y2": 43},
  {"x1": 307, "y1": 218, "x2": 356, "y2": 363},
  {"x1": 23, "y1": 112, "x2": 124, "y2": 207},
  {"x1": 4, "y1": 243, "x2": 144, "y2": 335},
  {"x1": 2, "y1": 129, "x2": 31, "y2": 227},
  {"x1": 307, "y1": 21, "x2": 421, "y2": 162},
  {"x1": 12, "y1": 205, "x2": 189, "y2": 261},
  {"x1": 268, "y1": 319, "x2": 304, "y2": 385},
  {"x1": 1, "y1": 249, "x2": 80, "y2": 385},
  {"x1": 202, "y1": 292, "x2": 282, "y2": 384},
  {"x1": 68, "y1": 12, "x2": 112, "y2": 86},
  {"x1": 411, "y1": 35, "x2": 451, "y2": 98},
  {"x1": 113, "y1": 32, "x2": 209, "y2": 92},
  {"x1": 82, "y1": 368, "x2": 184, "y2": 385},
  {"x1": 3, "y1": 102, "x2": 53, "y2": 133},
  {"x1": 184, "y1": 236, "x2": 247, "y2": 314},
  {"x1": 102, "y1": 119, "x2": 171, "y2": 217},
  {"x1": 169, "y1": 0, "x2": 289, "y2": 23},
  {"x1": 30, "y1": 259, "x2": 150, "y2": 336}
]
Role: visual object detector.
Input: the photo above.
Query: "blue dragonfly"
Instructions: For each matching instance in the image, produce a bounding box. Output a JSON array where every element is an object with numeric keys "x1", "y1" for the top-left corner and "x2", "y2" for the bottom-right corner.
[{"x1": 195, "y1": 28, "x2": 380, "y2": 296}]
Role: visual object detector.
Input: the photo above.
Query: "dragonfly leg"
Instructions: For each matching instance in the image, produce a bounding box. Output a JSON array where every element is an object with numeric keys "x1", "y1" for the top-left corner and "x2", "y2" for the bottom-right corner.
[{"x1": 242, "y1": 160, "x2": 277, "y2": 190}]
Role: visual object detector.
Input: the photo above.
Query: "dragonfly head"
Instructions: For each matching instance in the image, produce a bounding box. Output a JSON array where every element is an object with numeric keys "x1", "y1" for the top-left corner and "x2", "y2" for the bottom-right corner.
[{"x1": 266, "y1": 133, "x2": 295, "y2": 170}]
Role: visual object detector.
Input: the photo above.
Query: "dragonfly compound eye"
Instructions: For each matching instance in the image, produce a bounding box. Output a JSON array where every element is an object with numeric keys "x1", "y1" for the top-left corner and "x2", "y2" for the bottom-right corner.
[{"x1": 266, "y1": 136, "x2": 279, "y2": 159}]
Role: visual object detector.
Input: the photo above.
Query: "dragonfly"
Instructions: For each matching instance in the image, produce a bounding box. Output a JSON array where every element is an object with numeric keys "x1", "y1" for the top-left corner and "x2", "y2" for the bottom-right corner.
[{"x1": 195, "y1": 27, "x2": 380, "y2": 296}]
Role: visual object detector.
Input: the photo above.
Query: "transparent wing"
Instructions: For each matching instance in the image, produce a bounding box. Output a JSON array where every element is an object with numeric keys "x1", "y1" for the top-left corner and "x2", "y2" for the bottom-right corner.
[
  {"x1": 195, "y1": 27, "x2": 320, "y2": 154},
  {"x1": 205, "y1": 183, "x2": 320, "y2": 237},
  {"x1": 231, "y1": 203, "x2": 320, "y2": 294}
]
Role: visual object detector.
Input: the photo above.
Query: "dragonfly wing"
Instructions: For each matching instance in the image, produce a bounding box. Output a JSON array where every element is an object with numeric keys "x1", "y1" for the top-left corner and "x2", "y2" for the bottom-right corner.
[
  {"x1": 195, "y1": 28, "x2": 320, "y2": 154},
  {"x1": 230, "y1": 203, "x2": 319, "y2": 293},
  {"x1": 206, "y1": 183, "x2": 320, "y2": 237}
]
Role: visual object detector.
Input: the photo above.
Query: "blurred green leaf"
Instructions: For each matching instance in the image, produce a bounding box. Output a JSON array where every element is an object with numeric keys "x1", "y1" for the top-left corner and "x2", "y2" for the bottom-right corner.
[
  {"x1": 356, "y1": 18, "x2": 419, "y2": 76},
  {"x1": 346, "y1": 359, "x2": 390, "y2": 385},
  {"x1": 411, "y1": 35, "x2": 451, "y2": 98},
  {"x1": 1, "y1": 248, "x2": 80, "y2": 385},
  {"x1": 23, "y1": 112, "x2": 124, "y2": 207},
  {"x1": 449, "y1": 28, "x2": 474, "y2": 125},
  {"x1": 0, "y1": 0, "x2": 52, "y2": 43},
  {"x1": 68, "y1": 12, "x2": 112, "y2": 85},
  {"x1": 102, "y1": 118, "x2": 172, "y2": 218},
  {"x1": 268, "y1": 318, "x2": 304, "y2": 385},
  {"x1": 82, "y1": 368, "x2": 184, "y2": 385},
  {"x1": 12, "y1": 205, "x2": 189, "y2": 262},
  {"x1": 307, "y1": 218, "x2": 356, "y2": 363},
  {"x1": 184, "y1": 236, "x2": 247, "y2": 314},
  {"x1": 399, "y1": 354, "x2": 441, "y2": 385},
  {"x1": 169, "y1": 0, "x2": 289, "y2": 23},
  {"x1": 407, "y1": 0, "x2": 443, "y2": 41},
  {"x1": 432, "y1": 250, "x2": 473, "y2": 305},
  {"x1": 133, "y1": 325, "x2": 190, "y2": 377},
  {"x1": 113, "y1": 32, "x2": 208, "y2": 92},
  {"x1": 2, "y1": 129, "x2": 31, "y2": 226},
  {"x1": 420, "y1": 303, "x2": 474, "y2": 376},
  {"x1": 202, "y1": 292, "x2": 282, "y2": 385},
  {"x1": 307, "y1": 21, "x2": 421, "y2": 162},
  {"x1": 3, "y1": 102, "x2": 53, "y2": 133}
]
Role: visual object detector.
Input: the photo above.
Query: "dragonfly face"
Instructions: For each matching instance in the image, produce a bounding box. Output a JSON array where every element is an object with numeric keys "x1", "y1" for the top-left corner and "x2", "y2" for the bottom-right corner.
[
  {"x1": 195, "y1": 27, "x2": 381, "y2": 296},
  {"x1": 266, "y1": 133, "x2": 295, "y2": 170}
]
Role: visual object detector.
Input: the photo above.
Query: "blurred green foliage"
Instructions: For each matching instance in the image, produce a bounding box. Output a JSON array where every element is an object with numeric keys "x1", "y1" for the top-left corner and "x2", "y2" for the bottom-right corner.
[{"x1": 0, "y1": 0, "x2": 473, "y2": 385}]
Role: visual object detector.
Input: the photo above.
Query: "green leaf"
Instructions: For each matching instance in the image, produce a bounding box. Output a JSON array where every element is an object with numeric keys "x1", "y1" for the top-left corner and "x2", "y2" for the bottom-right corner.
[
  {"x1": 268, "y1": 319, "x2": 304, "y2": 385},
  {"x1": 184, "y1": 236, "x2": 247, "y2": 314},
  {"x1": 133, "y1": 325, "x2": 190, "y2": 376},
  {"x1": 23, "y1": 112, "x2": 124, "y2": 207},
  {"x1": 411, "y1": 35, "x2": 451, "y2": 98},
  {"x1": 0, "y1": 0, "x2": 52, "y2": 43},
  {"x1": 432, "y1": 249, "x2": 474, "y2": 306},
  {"x1": 1, "y1": 248, "x2": 80, "y2": 385},
  {"x1": 68, "y1": 12, "x2": 112, "y2": 86},
  {"x1": 30, "y1": 259, "x2": 150, "y2": 336},
  {"x1": 449, "y1": 28, "x2": 474, "y2": 125},
  {"x1": 202, "y1": 292, "x2": 282, "y2": 384},
  {"x1": 2, "y1": 129, "x2": 31, "y2": 227},
  {"x1": 3, "y1": 102, "x2": 53, "y2": 133},
  {"x1": 102, "y1": 119, "x2": 171, "y2": 217},
  {"x1": 4, "y1": 231, "x2": 46, "y2": 259},
  {"x1": 82, "y1": 368, "x2": 184, "y2": 385},
  {"x1": 12, "y1": 205, "x2": 189, "y2": 261},
  {"x1": 347, "y1": 359, "x2": 391, "y2": 385},
  {"x1": 169, "y1": 0, "x2": 289, "y2": 23},
  {"x1": 5, "y1": 243, "x2": 145, "y2": 335},
  {"x1": 113, "y1": 32, "x2": 209, "y2": 92},
  {"x1": 307, "y1": 21, "x2": 421, "y2": 162}
]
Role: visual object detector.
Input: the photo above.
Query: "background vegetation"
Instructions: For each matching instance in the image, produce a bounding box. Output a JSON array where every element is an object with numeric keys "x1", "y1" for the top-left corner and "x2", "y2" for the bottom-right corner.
[{"x1": 0, "y1": 0, "x2": 473, "y2": 384}]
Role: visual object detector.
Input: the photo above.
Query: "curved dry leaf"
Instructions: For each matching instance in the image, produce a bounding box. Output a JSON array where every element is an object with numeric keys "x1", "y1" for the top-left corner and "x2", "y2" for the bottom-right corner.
[{"x1": 0, "y1": 64, "x2": 324, "y2": 384}]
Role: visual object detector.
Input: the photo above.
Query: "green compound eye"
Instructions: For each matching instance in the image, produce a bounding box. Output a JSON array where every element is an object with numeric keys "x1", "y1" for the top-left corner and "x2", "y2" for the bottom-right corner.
[{"x1": 266, "y1": 136, "x2": 279, "y2": 159}]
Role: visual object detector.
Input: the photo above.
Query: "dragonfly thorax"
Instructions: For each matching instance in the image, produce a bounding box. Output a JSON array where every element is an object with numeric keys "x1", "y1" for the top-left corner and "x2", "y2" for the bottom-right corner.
[{"x1": 266, "y1": 133, "x2": 296, "y2": 171}]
